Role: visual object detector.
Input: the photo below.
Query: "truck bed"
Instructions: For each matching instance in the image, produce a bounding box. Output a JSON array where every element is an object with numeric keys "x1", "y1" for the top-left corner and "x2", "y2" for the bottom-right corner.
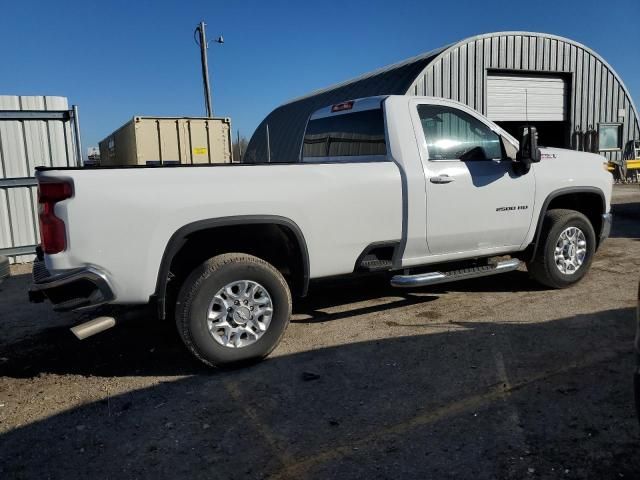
[{"x1": 36, "y1": 161, "x2": 403, "y2": 303}]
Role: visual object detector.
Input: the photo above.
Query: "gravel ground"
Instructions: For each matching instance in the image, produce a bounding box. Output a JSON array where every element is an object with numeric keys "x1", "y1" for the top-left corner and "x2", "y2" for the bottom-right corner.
[{"x1": 0, "y1": 185, "x2": 638, "y2": 479}]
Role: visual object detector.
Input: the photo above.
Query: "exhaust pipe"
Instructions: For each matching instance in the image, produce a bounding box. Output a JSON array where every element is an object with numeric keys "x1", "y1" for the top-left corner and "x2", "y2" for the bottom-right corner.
[{"x1": 71, "y1": 316, "x2": 116, "y2": 340}]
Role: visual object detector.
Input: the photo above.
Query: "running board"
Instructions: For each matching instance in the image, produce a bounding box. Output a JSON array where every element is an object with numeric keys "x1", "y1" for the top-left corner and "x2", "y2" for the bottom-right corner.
[{"x1": 390, "y1": 259, "x2": 522, "y2": 288}]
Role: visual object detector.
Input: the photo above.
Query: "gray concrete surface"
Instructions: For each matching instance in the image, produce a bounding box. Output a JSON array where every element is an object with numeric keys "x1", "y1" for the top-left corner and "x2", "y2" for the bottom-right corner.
[{"x1": 0, "y1": 185, "x2": 638, "y2": 479}]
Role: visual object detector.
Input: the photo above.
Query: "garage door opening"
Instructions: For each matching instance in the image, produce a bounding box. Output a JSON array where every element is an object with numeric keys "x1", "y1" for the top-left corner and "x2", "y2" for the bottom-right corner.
[{"x1": 487, "y1": 73, "x2": 569, "y2": 148}]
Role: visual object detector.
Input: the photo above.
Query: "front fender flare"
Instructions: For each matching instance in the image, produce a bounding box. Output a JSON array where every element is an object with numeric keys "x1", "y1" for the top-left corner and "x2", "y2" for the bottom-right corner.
[{"x1": 528, "y1": 186, "x2": 606, "y2": 261}]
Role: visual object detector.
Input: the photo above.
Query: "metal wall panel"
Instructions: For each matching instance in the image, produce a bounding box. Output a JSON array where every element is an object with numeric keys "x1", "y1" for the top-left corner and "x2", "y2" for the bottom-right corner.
[
  {"x1": 498, "y1": 36, "x2": 507, "y2": 69},
  {"x1": 514, "y1": 36, "x2": 522, "y2": 70},
  {"x1": 442, "y1": 56, "x2": 451, "y2": 99},
  {"x1": 450, "y1": 49, "x2": 458, "y2": 100},
  {"x1": 0, "y1": 96, "x2": 76, "y2": 262},
  {"x1": 467, "y1": 41, "x2": 475, "y2": 109},
  {"x1": 506, "y1": 36, "x2": 514, "y2": 70},
  {"x1": 475, "y1": 40, "x2": 483, "y2": 112}
]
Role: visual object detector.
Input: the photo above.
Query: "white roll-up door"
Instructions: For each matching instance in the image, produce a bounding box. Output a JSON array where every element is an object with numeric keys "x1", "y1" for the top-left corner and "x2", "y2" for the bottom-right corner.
[{"x1": 487, "y1": 75, "x2": 568, "y2": 122}]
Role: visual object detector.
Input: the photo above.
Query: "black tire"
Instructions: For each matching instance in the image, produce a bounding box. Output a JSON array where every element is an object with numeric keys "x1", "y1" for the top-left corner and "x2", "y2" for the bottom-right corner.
[
  {"x1": 527, "y1": 209, "x2": 596, "y2": 289},
  {"x1": 175, "y1": 253, "x2": 291, "y2": 367}
]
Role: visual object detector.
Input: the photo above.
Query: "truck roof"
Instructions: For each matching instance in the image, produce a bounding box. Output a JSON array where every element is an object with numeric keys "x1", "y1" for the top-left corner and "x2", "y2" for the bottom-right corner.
[{"x1": 309, "y1": 96, "x2": 389, "y2": 120}]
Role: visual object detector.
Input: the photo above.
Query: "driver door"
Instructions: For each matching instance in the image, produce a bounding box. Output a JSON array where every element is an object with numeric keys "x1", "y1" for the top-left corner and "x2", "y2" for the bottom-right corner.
[{"x1": 411, "y1": 100, "x2": 535, "y2": 256}]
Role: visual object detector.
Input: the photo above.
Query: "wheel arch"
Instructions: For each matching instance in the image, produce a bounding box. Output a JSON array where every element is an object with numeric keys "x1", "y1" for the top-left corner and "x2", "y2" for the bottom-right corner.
[
  {"x1": 528, "y1": 187, "x2": 606, "y2": 261},
  {"x1": 152, "y1": 215, "x2": 310, "y2": 320}
]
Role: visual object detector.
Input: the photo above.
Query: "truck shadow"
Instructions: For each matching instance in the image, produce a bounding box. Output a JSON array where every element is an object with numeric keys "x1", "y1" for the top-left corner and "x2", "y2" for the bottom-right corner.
[
  {"x1": 0, "y1": 268, "x2": 542, "y2": 380},
  {"x1": 609, "y1": 201, "x2": 640, "y2": 239},
  {"x1": 0, "y1": 307, "x2": 637, "y2": 479},
  {"x1": 294, "y1": 274, "x2": 439, "y2": 323},
  {"x1": 0, "y1": 263, "x2": 606, "y2": 380}
]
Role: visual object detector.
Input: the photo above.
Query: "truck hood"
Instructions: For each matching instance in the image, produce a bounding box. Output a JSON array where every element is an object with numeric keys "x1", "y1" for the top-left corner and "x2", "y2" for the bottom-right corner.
[{"x1": 533, "y1": 147, "x2": 612, "y2": 205}]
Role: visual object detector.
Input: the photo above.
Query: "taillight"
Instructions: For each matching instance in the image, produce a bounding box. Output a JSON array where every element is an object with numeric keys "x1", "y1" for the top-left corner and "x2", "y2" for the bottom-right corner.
[{"x1": 38, "y1": 181, "x2": 73, "y2": 254}]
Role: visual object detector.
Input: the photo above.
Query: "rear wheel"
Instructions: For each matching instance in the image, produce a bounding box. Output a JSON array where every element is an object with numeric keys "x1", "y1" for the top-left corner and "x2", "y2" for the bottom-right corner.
[
  {"x1": 175, "y1": 253, "x2": 291, "y2": 367},
  {"x1": 527, "y1": 209, "x2": 596, "y2": 289}
]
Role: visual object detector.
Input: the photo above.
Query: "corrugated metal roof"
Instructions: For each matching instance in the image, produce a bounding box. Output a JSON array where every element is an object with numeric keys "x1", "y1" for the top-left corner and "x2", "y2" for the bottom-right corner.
[
  {"x1": 246, "y1": 31, "x2": 640, "y2": 165},
  {"x1": 0, "y1": 96, "x2": 77, "y2": 262}
]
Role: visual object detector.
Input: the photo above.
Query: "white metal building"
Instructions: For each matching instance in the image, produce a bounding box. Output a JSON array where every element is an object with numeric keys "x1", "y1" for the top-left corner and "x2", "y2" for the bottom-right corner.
[{"x1": 0, "y1": 96, "x2": 81, "y2": 262}]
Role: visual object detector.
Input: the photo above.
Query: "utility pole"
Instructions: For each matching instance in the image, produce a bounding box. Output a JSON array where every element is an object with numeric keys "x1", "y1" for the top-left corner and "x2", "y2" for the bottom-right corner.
[{"x1": 195, "y1": 21, "x2": 223, "y2": 117}]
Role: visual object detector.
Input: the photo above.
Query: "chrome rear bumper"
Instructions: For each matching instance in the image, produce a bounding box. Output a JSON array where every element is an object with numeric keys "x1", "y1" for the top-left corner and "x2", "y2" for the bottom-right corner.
[{"x1": 29, "y1": 260, "x2": 114, "y2": 312}]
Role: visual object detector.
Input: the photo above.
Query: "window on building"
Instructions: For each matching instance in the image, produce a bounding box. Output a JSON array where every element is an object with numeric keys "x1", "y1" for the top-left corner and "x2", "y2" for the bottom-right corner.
[
  {"x1": 598, "y1": 123, "x2": 623, "y2": 151},
  {"x1": 417, "y1": 104, "x2": 502, "y2": 161},
  {"x1": 302, "y1": 109, "x2": 387, "y2": 160}
]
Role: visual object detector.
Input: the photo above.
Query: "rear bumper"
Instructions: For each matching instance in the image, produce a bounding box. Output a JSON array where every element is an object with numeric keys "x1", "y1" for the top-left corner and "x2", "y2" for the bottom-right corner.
[
  {"x1": 28, "y1": 259, "x2": 114, "y2": 312},
  {"x1": 600, "y1": 212, "x2": 612, "y2": 243}
]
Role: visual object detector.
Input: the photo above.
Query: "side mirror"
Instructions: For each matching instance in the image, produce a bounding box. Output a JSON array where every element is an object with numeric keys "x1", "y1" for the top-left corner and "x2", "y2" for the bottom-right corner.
[{"x1": 515, "y1": 126, "x2": 541, "y2": 174}]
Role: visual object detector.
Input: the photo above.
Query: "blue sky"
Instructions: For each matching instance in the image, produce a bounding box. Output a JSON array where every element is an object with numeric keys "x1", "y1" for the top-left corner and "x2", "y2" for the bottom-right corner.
[{"x1": 1, "y1": 0, "x2": 638, "y2": 154}]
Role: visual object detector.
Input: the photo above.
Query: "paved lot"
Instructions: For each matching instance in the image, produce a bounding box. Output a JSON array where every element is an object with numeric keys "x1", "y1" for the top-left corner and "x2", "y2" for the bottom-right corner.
[{"x1": 0, "y1": 185, "x2": 639, "y2": 479}]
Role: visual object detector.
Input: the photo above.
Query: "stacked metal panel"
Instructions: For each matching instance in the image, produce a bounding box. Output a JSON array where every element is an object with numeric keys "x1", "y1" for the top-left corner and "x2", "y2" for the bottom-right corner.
[{"x1": 0, "y1": 96, "x2": 77, "y2": 262}]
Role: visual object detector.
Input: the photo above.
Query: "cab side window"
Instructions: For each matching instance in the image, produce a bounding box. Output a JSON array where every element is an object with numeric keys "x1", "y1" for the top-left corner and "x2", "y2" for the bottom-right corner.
[{"x1": 417, "y1": 104, "x2": 502, "y2": 161}]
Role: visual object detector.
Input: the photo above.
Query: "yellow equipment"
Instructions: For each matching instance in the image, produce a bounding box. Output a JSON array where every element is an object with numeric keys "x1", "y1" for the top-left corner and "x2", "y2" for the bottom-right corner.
[
  {"x1": 607, "y1": 140, "x2": 639, "y2": 183},
  {"x1": 607, "y1": 159, "x2": 640, "y2": 171}
]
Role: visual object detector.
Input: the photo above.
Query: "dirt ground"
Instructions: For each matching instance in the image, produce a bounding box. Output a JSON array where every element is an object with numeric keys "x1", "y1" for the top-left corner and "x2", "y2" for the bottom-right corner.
[{"x1": 0, "y1": 185, "x2": 638, "y2": 479}]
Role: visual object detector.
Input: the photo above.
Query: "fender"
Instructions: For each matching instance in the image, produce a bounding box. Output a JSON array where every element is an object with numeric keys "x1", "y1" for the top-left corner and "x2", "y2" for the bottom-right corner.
[
  {"x1": 152, "y1": 215, "x2": 310, "y2": 319},
  {"x1": 528, "y1": 186, "x2": 606, "y2": 261}
]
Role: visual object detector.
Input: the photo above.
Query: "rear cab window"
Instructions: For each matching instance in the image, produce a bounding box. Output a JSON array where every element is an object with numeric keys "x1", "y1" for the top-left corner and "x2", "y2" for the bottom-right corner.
[{"x1": 302, "y1": 99, "x2": 388, "y2": 162}]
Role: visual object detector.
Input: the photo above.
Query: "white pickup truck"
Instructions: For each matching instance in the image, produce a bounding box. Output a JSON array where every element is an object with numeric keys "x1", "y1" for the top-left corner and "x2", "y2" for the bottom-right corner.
[{"x1": 29, "y1": 95, "x2": 613, "y2": 366}]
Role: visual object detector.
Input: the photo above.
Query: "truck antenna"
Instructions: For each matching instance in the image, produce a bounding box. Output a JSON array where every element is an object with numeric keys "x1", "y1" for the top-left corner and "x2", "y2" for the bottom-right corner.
[{"x1": 266, "y1": 124, "x2": 271, "y2": 163}]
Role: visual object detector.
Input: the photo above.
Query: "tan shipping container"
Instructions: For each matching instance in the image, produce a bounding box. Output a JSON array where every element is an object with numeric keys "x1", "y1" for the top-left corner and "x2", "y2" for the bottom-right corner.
[{"x1": 99, "y1": 116, "x2": 233, "y2": 166}]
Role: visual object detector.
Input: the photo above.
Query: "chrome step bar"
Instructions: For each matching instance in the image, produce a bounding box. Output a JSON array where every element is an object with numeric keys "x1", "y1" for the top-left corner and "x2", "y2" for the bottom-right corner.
[{"x1": 390, "y1": 259, "x2": 522, "y2": 288}]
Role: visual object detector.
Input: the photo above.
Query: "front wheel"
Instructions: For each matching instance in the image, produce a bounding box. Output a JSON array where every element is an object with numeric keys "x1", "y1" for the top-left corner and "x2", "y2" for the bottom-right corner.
[
  {"x1": 527, "y1": 209, "x2": 596, "y2": 289},
  {"x1": 175, "y1": 253, "x2": 292, "y2": 367}
]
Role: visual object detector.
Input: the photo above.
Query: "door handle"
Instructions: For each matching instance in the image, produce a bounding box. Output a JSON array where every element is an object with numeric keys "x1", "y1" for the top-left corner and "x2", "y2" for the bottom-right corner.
[{"x1": 429, "y1": 175, "x2": 455, "y2": 184}]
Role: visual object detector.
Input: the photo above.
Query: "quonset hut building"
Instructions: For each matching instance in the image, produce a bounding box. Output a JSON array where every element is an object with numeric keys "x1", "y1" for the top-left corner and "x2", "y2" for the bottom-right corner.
[{"x1": 245, "y1": 31, "x2": 639, "y2": 165}]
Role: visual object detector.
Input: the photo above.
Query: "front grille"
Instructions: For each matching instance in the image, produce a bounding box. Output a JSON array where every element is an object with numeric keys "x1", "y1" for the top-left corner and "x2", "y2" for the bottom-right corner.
[{"x1": 32, "y1": 259, "x2": 51, "y2": 283}]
